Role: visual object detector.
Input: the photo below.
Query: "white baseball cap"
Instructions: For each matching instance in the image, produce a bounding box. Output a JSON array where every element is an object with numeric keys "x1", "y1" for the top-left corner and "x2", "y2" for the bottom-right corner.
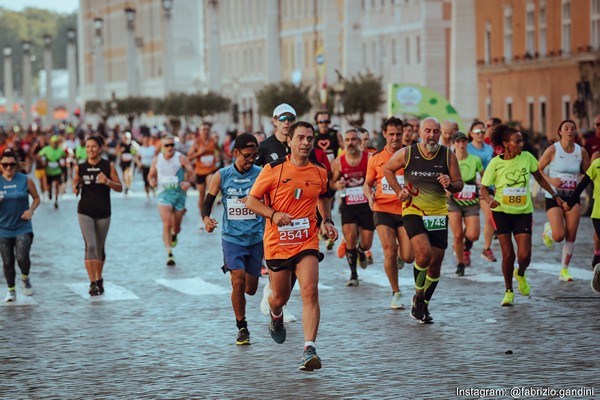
[{"x1": 273, "y1": 103, "x2": 297, "y2": 118}]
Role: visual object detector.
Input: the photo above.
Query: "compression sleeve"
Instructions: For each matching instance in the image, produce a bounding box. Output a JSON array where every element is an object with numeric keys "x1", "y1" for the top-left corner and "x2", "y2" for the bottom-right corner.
[
  {"x1": 201, "y1": 193, "x2": 217, "y2": 219},
  {"x1": 567, "y1": 175, "x2": 591, "y2": 208}
]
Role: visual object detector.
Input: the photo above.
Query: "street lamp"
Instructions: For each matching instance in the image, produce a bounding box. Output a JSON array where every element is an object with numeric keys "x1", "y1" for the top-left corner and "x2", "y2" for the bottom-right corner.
[
  {"x1": 125, "y1": 7, "x2": 138, "y2": 97},
  {"x1": 162, "y1": 0, "x2": 174, "y2": 95},
  {"x1": 94, "y1": 17, "x2": 106, "y2": 101},
  {"x1": 3, "y1": 45, "x2": 13, "y2": 121},
  {"x1": 43, "y1": 34, "x2": 53, "y2": 125},
  {"x1": 22, "y1": 40, "x2": 32, "y2": 127}
]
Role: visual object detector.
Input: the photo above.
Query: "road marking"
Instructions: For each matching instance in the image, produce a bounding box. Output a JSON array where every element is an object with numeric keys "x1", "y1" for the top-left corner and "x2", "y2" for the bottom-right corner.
[
  {"x1": 156, "y1": 277, "x2": 230, "y2": 295},
  {"x1": 65, "y1": 282, "x2": 140, "y2": 301},
  {"x1": 1, "y1": 295, "x2": 38, "y2": 306},
  {"x1": 529, "y1": 262, "x2": 594, "y2": 280}
]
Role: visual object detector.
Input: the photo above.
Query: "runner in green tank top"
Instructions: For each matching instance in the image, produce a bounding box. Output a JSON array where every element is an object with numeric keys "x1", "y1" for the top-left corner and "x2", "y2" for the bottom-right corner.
[
  {"x1": 480, "y1": 125, "x2": 563, "y2": 307},
  {"x1": 383, "y1": 117, "x2": 463, "y2": 324}
]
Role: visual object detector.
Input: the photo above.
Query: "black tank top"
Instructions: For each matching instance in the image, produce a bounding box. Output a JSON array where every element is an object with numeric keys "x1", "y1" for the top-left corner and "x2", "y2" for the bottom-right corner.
[{"x1": 78, "y1": 159, "x2": 112, "y2": 218}]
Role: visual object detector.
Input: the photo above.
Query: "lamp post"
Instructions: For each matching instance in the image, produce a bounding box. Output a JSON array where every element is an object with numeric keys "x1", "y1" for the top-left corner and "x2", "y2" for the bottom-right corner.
[
  {"x1": 43, "y1": 34, "x2": 53, "y2": 125},
  {"x1": 125, "y1": 7, "x2": 138, "y2": 97},
  {"x1": 94, "y1": 17, "x2": 106, "y2": 101},
  {"x1": 3, "y1": 45, "x2": 13, "y2": 122},
  {"x1": 22, "y1": 40, "x2": 32, "y2": 127},
  {"x1": 67, "y1": 27, "x2": 77, "y2": 122},
  {"x1": 162, "y1": 0, "x2": 174, "y2": 95}
]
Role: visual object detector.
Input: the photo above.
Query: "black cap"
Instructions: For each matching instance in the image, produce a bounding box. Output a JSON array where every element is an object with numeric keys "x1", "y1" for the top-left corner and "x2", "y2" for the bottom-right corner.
[
  {"x1": 452, "y1": 132, "x2": 468, "y2": 142},
  {"x1": 234, "y1": 133, "x2": 258, "y2": 150}
]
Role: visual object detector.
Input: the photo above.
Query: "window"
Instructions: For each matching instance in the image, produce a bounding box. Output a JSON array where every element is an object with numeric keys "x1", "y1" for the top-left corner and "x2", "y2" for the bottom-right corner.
[
  {"x1": 484, "y1": 22, "x2": 491, "y2": 64},
  {"x1": 563, "y1": 96, "x2": 571, "y2": 120},
  {"x1": 416, "y1": 35, "x2": 421, "y2": 64},
  {"x1": 562, "y1": 0, "x2": 571, "y2": 54},
  {"x1": 540, "y1": 98, "x2": 547, "y2": 134},
  {"x1": 504, "y1": 6, "x2": 513, "y2": 62},
  {"x1": 539, "y1": 1, "x2": 547, "y2": 57},
  {"x1": 486, "y1": 97, "x2": 492, "y2": 120},
  {"x1": 405, "y1": 36, "x2": 410, "y2": 64},
  {"x1": 527, "y1": 98, "x2": 534, "y2": 130},
  {"x1": 392, "y1": 38, "x2": 397, "y2": 65},
  {"x1": 525, "y1": 2, "x2": 535, "y2": 55},
  {"x1": 506, "y1": 98, "x2": 513, "y2": 122},
  {"x1": 592, "y1": 0, "x2": 600, "y2": 50}
]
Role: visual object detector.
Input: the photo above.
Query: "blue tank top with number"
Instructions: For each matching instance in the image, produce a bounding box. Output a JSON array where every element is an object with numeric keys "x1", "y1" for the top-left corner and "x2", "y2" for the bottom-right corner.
[
  {"x1": 219, "y1": 164, "x2": 264, "y2": 246},
  {"x1": 0, "y1": 173, "x2": 32, "y2": 237}
]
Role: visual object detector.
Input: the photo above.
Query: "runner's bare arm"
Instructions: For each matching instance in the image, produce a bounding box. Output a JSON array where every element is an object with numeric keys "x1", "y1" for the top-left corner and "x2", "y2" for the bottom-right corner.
[
  {"x1": 148, "y1": 157, "x2": 158, "y2": 187},
  {"x1": 329, "y1": 158, "x2": 344, "y2": 191},
  {"x1": 383, "y1": 147, "x2": 407, "y2": 196},
  {"x1": 317, "y1": 197, "x2": 338, "y2": 241},
  {"x1": 179, "y1": 155, "x2": 195, "y2": 190},
  {"x1": 246, "y1": 194, "x2": 292, "y2": 227},
  {"x1": 202, "y1": 171, "x2": 221, "y2": 232},
  {"x1": 441, "y1": 151, "x2": 464, "y2": 193}
]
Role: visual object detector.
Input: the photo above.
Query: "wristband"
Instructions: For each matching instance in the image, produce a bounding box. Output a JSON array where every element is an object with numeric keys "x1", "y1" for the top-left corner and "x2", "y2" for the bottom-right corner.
[
  {"x1": 270, "y1": 210, "x2": 277, "y2": 221},
  {"x1": 324, "y1": 218, "x2": 334, "y2": 226},
  {"x1": 552, "y1": 193, "x2": 560, "y2": 199}
]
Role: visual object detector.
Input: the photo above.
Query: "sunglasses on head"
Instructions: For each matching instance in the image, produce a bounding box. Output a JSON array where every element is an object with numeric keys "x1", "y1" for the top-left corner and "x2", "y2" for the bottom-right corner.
[
  {"x1": 1, "y1": 162, "x2": 17, "y2": 168},
  {"x1": 163, "y1": 143, "x2": 175, "y2": 148},
  {"x1": 277, "y1": 115, "x2": 296, "y2": 123},
  {"x1": 472, "y1": 129, "x2": 486, "y2": 134},
  {"x1": 318, "y1": 119, "x2": 331, "y2": 124}
]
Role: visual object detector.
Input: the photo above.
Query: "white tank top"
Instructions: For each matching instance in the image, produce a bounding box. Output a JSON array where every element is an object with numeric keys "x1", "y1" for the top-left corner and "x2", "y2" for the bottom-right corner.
[
  {"x1": 545, "y1": 142, "x2": 582, "y2": 198},
  {"x1": 156, "y1": 152, "x2": 183, "y2": 193}
]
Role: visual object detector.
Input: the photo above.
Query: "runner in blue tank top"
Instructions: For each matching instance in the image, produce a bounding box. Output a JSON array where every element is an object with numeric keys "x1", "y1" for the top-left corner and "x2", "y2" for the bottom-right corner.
[{"x1": 202, "y1": 134, "x2": 264, "y2": 345}]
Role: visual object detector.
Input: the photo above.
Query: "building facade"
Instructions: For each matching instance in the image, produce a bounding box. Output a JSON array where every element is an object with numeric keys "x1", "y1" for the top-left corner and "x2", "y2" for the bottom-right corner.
[{"x1": 476, "y1": 0, "x2": 600, "y2": 139}]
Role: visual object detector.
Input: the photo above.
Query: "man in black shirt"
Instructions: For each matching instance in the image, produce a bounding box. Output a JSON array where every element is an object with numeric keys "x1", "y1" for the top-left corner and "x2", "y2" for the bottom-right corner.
[{"x1": 255, "y1": 103, "x2": 296, "y2": 167}]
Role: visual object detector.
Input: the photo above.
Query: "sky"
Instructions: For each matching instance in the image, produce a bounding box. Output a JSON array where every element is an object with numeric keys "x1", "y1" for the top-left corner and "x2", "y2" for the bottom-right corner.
[{"x1": 0, "y1": 0, "x2": 78, "y2": 14}]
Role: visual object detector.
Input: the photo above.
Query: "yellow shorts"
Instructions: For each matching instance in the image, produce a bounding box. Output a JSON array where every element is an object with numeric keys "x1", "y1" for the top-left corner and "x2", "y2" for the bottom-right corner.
[{"x1": 34, "y1": 169, "x2": 46, "y2": 179}]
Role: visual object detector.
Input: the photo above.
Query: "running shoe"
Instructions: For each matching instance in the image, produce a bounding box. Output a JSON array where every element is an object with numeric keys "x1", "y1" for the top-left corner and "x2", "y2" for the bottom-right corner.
[
  {"x1": 396, "y1": 257, "x2": 405, "y2": 270},
  {"x1": 89, "y1": 282, "x2": 102, "y2": 297},
  {"x1": 299, "y1": 346, "x2": 322, "y2": 371},
  {"x1": 260, "y1": 283, "x2": 271, "y2": 316},
  {"x1": 97, "y1": 279, "x2": 105, "y2": 295},
  {"x1": 559, "y1": 268, "x2": 573, "y2": 282},
  {"x1": 269, "y1": 313, "x2": 286, "y2": 344},
  {"x1": 365, "y1": 250, "x2": 374, "y2": 265},
  {"x1": 421, "y1": 303, "x2": 433, "y2": 324},
  {"x1": 463, "y1": 251, "x2": 471, "y2": 267},
  {"x1": 167, "y1": 253, "x2": 176, "y2": 267},
  {"x1": 326, "y1": 239, "x2": 335, "y2": 251},
  {"x1": 236, "y1": 327, "x2": 251, "y2": 345},
  {"x1": 346, "y1": 278, "x2": 359, "y2": 287},
  {"x1": 171, "y1": 233, "x2": 178, "y2": 248},
  {"x1": 481, "y1": 248, "x2": 497, "y2": 262},
  {"x1": 501, "y1": 290, "x2": 514, "y2": 306},
  {"x1": 283, "y1": 305, "x2": 297, "y2": 323},
  {"x1": 592, "y1": 264, "x2": 600, "y2": 292},
  {"x1": 455, "y1": 263, "x2": 465, "y2": 277},
  {"x1": 410, "y1": 293, "x2": 425, "y2": 320},
  {"x1": 390, "y1": 291, "x2": 405, "y2": 309},
  {"x1": 4, "y1": 290, "x2": 16, "y2": 302},
  {"x1": 357, "y1": 247, "x2": 367, "y2": 269},
  {"x1": 337, "y1": 241, "x2": 347, "y2": 258},
  {"x1": 542, "y1": 222, "x2": 553, "y2": 247},
  {"x1": 513, "y1": 270, "x2": 531, "y2": 296},
  {"x1": 21, "y1": 277, "x2": 34, "y2": 296}
]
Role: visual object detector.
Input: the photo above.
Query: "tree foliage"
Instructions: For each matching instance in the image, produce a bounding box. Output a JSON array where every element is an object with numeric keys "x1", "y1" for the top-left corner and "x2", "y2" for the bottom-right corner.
[
  {"x1": 255, "y1": 82, "x2": 312, "y2": 118},
  {"x1": 0, "y1": 7, "x2": 77, "y2": 96},
  {"x1": 339, "y1": 72, "x2": 385, "y2": 123}
]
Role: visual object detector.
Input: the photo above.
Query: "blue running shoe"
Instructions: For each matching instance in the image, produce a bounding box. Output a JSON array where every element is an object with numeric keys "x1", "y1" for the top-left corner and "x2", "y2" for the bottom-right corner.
[
  {"x1": 269, "y1": 314, "x2": 286, "y2": 344},
  {"x1": 299, "y1": 346, "x2": 322, "y2": 371}
]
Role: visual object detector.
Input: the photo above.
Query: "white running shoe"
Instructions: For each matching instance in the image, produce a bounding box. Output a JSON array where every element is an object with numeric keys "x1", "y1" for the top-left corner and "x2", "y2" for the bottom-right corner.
[
  {"x1": 283, "y1": 305, "x2": 297, "y2": 323},
  {"x1": 260, "y1": 282, "x2": 271, "y2": 316},
  {"x1": 390, "y1": 291, "x2": 405, "y2": 309},
  {"x1": 22, "y1": 278, "x2": 34, "y2": 296},
  {"x1": 4, "y1": 290, "x2": 16, "y2": 302}
]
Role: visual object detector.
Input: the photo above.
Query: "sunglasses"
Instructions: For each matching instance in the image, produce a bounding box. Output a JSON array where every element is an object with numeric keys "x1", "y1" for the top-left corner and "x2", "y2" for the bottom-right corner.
[
  {"x1": 472, "y1": 129, "x2": 486, "y2": 134},
  {"x1": 596, "y1": 123, "x2": 600, "y2": 127},
  {"x1": 163, "y1": 143, "x2": 175, "y2": 148},
  {"x1": 277, "y1": 115, "x2": 296, "y2": 123},
  {"x1": 1, "y1": 162, "x2": 17, "y2": 168},
  {"x1": 318, "y1": 119, "x2": 331, "y2": 124}
]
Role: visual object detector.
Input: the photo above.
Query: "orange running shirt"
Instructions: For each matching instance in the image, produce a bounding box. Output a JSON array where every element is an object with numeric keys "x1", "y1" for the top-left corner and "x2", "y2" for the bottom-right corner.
[
  {"x1": 250, "y1": 155, "x2": 329, "y2": 260},
  {"x1": 193, "y1": 137, "x2": 218, "y2": 176},
  {"x1": 365, "y1": 147, "x2": 404, "y2": 215}
]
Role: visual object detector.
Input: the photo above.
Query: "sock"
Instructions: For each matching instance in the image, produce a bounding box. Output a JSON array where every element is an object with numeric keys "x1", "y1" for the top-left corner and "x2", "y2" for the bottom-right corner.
[
  {"x1": 8, "y1": 286, "x2": 15, "y2": 292},
  {"x1": 413, "y1": 263, "x2": 428, "y2": 291},
  {"x1": 271, "y1": 310, "x2": 283, "y2": 319},
  {"x1": 304, "y1": 341, "x2": 316, "y2": 349},
  {"x1": 346, "y1": 248, "x2": 358, "y2": 278},
  {"x1": 236, "y1": 318, "x2": 247, "y2": 330},
  {"x1": 562, "y1": 241, "x2": 574, "y2": 268},
  {"x1": 423, "y1": 275, "x2": 440, "y2": 302},
  {"x1": 21, "y1": 274, "x2": 28, "y2": 280},
  {"x1": 464, "y1": 239, "x2": 473, "y2": 252}
]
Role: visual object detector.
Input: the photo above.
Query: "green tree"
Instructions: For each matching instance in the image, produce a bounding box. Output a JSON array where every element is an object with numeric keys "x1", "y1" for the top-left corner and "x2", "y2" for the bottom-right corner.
[
  {"x1": 255, "y1": 82, "x2": 312, "y2": 118},
  {"x1": 338, "y1": 72, "x2": 385, "y2": 126}
]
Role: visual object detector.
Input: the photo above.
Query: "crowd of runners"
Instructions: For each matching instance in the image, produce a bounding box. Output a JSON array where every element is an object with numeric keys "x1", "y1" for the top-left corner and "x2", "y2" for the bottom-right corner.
[{"x1": 2, "y1": 109, "x2": 600, "y2": 371}]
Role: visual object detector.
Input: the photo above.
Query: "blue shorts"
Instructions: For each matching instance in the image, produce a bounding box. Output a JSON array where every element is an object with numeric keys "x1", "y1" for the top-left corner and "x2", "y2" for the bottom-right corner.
[
  {"x1": 157, "y1": 190, "x2": 186, "y2": 211},
  {"x1": 222, "y1": 240, "x2": 263, "y2": 278}
]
